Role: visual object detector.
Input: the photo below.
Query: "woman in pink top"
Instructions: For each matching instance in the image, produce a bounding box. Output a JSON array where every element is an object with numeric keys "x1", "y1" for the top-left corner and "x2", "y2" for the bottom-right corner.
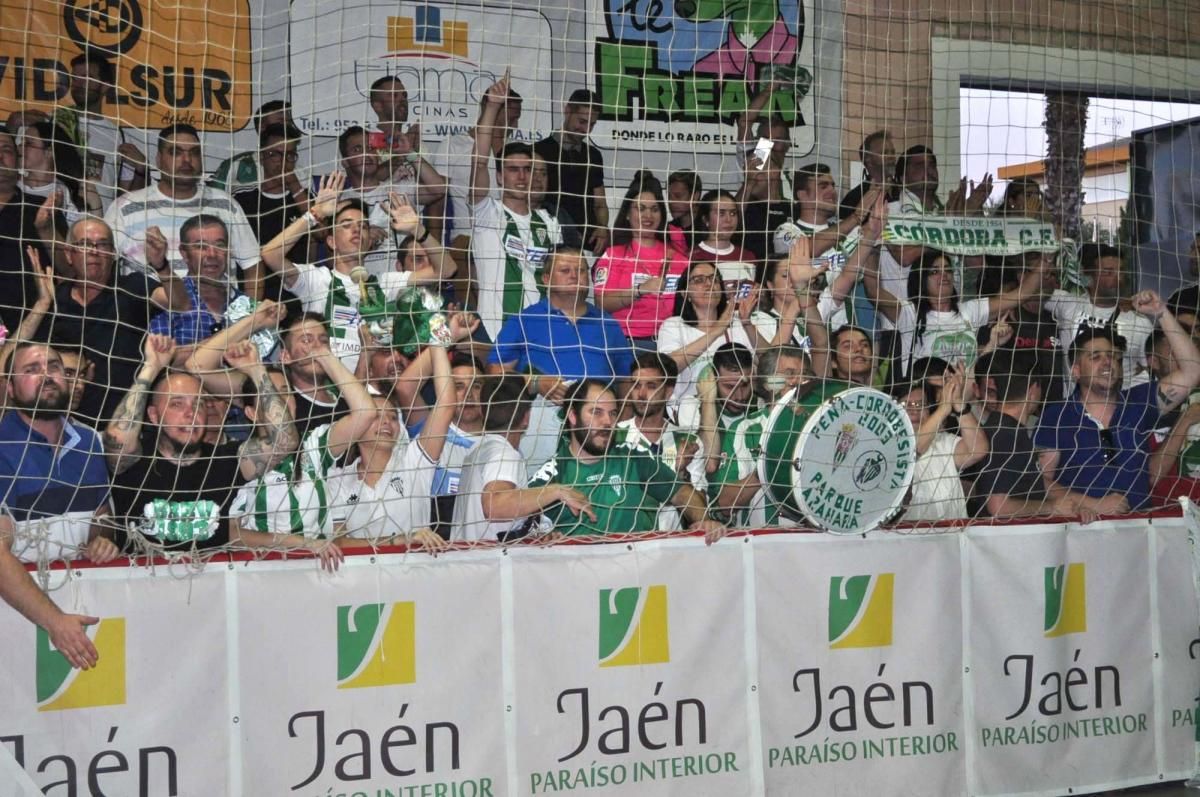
[
  {"x1": 690, "y1": 190, "x2": 755, "y2": 265},
  {"x1": 593, "y1": 175, "x2": 690, "y2": 348}
]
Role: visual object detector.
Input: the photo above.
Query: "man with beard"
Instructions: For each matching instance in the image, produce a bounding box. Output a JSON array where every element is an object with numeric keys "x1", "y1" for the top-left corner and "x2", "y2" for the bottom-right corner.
[
  {"x1": 615, "y1": 352, "x2": 707, "y2": 531},
  {"x1": 528, "y1": 380, "x2": 727, "y2": 542},
  {"x1": 149, "y1": 214, "x2": 252, "y2": 349},
  {"x1": 103, "y1": 334, "x2": 298, "y2": 551},
  {"x1": 1035, "y1": 292, "x2": 1200, "y2": 514},
  {"x1": 105, "y1": 124, "x2": 265, "y2": 298},
  {"x1": 0, "y1": 343, "x2": 116, "y2": 563}
]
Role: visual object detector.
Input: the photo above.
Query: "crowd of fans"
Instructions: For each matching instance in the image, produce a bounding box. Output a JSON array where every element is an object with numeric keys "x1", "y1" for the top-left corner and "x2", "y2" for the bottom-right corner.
[{"x1": 3, "y1": 53, "x2": 1200, "y2": 668}]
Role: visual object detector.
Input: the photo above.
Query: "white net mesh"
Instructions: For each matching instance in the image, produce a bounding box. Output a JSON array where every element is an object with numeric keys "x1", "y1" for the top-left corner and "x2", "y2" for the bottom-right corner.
[{"x1": 0, "y1": 0, "x2": 1199, "y2": 571}]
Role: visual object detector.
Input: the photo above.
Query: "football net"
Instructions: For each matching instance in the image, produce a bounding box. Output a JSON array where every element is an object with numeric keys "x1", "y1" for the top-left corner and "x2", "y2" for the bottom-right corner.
[{"x1": 2, "y1": 0, "x2": 1200, "y2": 571}]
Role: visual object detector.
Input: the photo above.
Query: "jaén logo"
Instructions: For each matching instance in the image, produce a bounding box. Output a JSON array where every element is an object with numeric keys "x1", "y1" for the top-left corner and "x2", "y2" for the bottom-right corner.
[
  {"x1": 829, "y1": 574, "x2": 894, "y2": 649},
  {"x1": 1044, "y1": 563, "x2": 1087, "y2": 638},
  {"x1": 598, "y1": 585, "x2": 669, "y2": 667},
  {"x1": 37, "y1": 618, "x2": 126, "y2": 712},
  {"x1": 337, "y1": 603, "x2": 416, "y2": 689}
]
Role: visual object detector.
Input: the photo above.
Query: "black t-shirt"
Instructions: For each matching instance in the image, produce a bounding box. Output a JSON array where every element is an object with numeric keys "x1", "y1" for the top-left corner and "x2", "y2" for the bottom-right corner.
[
  {"x1": 234, "y1": 187, "x2": 305, "y2": 309},
  {"x1": 976, "y1": 307, "x2": 1065, "y2": 402},
  {"x1": 738, "y1": 199, "x2": 793, "y2": 262},
  {"x1": 293, "y1": 388, "x2": 350, "y2": 442},
  {"x1": 0, "y1": 190, "x2": 44, "y2": 334},
  {"x1": 110, "y1": 436, "x2": 243, "y2": 552},
  {"x1": 533, "y1": 135, "x2": 605, "y2": 241},
  {"x1": 41, "y1": 272, "x2": 158, "y2": 425},
  {"x1": 970, "y1": 412, "x2": 1047, "y2": 517}
]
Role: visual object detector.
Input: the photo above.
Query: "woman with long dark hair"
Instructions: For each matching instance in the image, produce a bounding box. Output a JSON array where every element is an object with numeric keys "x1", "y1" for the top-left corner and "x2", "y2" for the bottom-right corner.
[
  {"x1": 896, "y1": 248, "x2": 1046, "y2": 376},
  {"x1": 593, "y1": 174, "x2": 689, "y2": 349}
]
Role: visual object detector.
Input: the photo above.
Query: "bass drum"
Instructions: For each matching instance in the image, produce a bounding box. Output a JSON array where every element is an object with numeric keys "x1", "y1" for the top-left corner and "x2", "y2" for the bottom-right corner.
[{"x1": 759, "y1": 384, "x2": 915, "y2": 534}]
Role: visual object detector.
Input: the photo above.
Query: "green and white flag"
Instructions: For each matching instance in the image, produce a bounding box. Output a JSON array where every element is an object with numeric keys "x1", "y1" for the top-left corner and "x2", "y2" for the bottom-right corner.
[{"x1": 883, "y1": 214, "x2": 1058, "y2": 257}]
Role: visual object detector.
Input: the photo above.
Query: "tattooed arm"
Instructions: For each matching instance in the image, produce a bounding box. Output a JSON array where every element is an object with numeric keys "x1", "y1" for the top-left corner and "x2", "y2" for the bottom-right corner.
[
  {"x1": 227, "y1": 341, "x2": 300, "y2": 480},
  {"x1": 103, "y1": 334, "x2": 176, "y2": 474}
]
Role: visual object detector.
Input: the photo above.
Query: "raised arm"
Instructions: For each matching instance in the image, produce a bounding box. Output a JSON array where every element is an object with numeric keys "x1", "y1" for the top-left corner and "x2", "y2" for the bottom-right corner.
[
  {"x1": 387, "y1": 192, "x2": 457, "y2": 284},
  {"x1": 321, "y1": 347, "x2": 376, "y2": 457},
  {"x1": 184, "y1": 300, "x2": 286, "y2": 396},
  {"x1": 1132, "y1": 291, "x2": 1200, "y2": 414},
  {"x1": 470, "y1": 73, "x2": 509, "y2": 206},
  {"x1": 0, "y1": 247, "x2": 55, "y2": 369},
  {"x1": 103, "y1": 334, "x2": 175, "y2": 474},
  {"x1": 227, "y1": 341, "x2": 300, "y2": 480},
  {"x1": 735, "y1": 79, "x2": 780, "y2": 144},
  {"x1": 988, "y1": 257, "x2": 1050, "y2": 320},
  {"x1": 143, "y1": 225, "x2": 190, "y2": 312},
  {"x1": 414, "y1": 345, "x2": 454, "y2": 462},
  {"x1": 261, "y1": 172, "x2": 345, "y2": 287}
]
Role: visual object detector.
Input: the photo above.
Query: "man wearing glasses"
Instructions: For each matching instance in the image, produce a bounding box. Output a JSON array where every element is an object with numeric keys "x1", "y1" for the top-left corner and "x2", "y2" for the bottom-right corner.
[
  {"x1": 104, "y1": 124, "x2": 266, "y2": 299},
  {"x1": 1033, "y1": 291, "x2": 1200, "y2": 515},
  {"x1": 148, "y1": 214, "x2": 250, "y2": 351},
  {"x1": 39, "y1": 217, "x2": 188, "y2": 423}
]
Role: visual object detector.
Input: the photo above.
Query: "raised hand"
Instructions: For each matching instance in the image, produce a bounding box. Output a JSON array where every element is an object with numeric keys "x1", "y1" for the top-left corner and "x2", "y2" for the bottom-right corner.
[
  {"x1": 27, "y1": 245, "x2": 55, "y2": 307},
  {"x1": 1132, "y1": 290, "x2": 1166, "y2": 321},
  {"x1": 449, "y1": 311, "x2": 480, "y2": 342},
  {"x1": 387, "y1": 191, "x2": 423, "y2": 237},
  {"x1": 34, "y1": 191, "x2": 59, "y2": 232},
  {"x1": 251, "y1": 299, "x2": 286, "y2": 330},
  {"x1": 223, "y1": 340, "x2": 263, "y2": 374},
  {"x1": 142, "y1": 333, "x2": 177, "y2": 372},
  {"x1": 786, "y1": 235, "x2": 828, "y2": 287},
  {"x1": 484, "y1": 69, "x2": 512, "y2": 109},
  {"x1": 311, "y1": 172, "x2": 346, "y2": 221},
  {"x1": 991, "y1": 310, "x2": 1014, "y2": 347},
  {"x1": 965, "y1": 173, "x2": 994, "y2": 214},
  {"x1": 144, "y1": 225, "x2": 169, "y2": 270}
]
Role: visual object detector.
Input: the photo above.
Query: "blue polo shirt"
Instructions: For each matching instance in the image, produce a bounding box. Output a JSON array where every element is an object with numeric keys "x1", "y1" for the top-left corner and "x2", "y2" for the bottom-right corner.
[
  {"x1": 1033, "y1": 380, "x2": 1159, "y2": 509},
  {"x1": 488, "y1": 298, "x2": 634, "y2": 382},
  {"x1": 0, "y1": 411, "x2": 110, "y2": 524}
]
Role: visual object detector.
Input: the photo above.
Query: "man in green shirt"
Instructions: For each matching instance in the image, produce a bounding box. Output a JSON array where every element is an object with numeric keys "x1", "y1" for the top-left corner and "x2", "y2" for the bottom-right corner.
[{"x1": 530, "y1": 381, "x2": 726, "y2": 543}]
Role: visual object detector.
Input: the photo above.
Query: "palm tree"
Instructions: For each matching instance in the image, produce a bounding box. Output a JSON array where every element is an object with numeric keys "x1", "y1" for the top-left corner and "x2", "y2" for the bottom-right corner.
[{"x1": 1043, "y1": 91, "x2": 1089, "y2": 292}]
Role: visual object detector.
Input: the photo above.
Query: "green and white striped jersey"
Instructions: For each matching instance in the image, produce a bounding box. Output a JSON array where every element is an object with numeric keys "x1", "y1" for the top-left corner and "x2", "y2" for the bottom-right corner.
[{"x1": 231, "y1": 424, "x2": 341, "y2": 539}]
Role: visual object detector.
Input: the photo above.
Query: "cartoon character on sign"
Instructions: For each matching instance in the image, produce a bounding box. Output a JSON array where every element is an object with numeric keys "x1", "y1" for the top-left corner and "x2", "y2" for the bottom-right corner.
[{"x1": 675, "y1": 0, "x2": 801, "y2": 84}]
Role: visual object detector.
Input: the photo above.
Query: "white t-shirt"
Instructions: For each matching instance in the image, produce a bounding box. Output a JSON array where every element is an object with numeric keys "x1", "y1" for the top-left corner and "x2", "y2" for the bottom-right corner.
[
  {"x1": 105, "y1": 184, "x2": 261, "y2": 278},
  {"x1": 1043, "y1": 290, "x2": 1154, "y2": 389},
  {"x1": 656, "y1": 316, "x2": 754, "y2": 406},
  {"x1": 428, "y1": 133, "x2": 500, "y2": 233},
  {"x1": 450, "y1": 433, "x2": 528, "y2": 542},
  {"x1": 751, "y1": 308, "x2": 807, "y2": 348},
  {"x1": 896, "y1": 297, "x2": 991, "y2": 373},
  {"x1": 327, "y1": 438, "x2": 438, "y2": 539},
  {"x1": 290, "y1": 263, "x2": 412, "y2": 372},
  {"x1": 902, "y1": 432, "x2": 967, "y2": 523},
  {"x1": 471, "y1": 196, "x2": 561, "y2": 340},
  {"x1": 431, "y1": 422, "x2": 483, "y2": 498}
]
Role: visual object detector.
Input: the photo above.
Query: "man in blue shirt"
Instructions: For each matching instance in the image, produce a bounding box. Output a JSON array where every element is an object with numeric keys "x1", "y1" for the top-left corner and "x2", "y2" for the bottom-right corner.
[
  {"x1": 0, "y1": 343, "x2": 116, "y2": 670},
  {"x1": 489, "y1": 247, "x2": 633, "y2": 475},
  {"x1": 1034, "y1": 290, "x2": 1200, "y2": 514},
  {"x1": 0, "y1": 343, "x2": 115, "y2": 563}
]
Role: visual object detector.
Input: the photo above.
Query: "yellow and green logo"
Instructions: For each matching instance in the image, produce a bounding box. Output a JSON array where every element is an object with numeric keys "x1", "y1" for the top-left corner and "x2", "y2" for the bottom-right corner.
[
  {"x1": 598, "y1": 585, "x2": 670, "y2": 667},
  {"x1": 1044, "y1": 563, "x2": 1087, "y2": 638},
  {"x1": 36, "y1": 618, "x2": 125, "y2": 712},
  {"x1": 337, "y1": 603, "x2": 416, "y2": 689},
  {"x1": 828, "y1": 573, "x2": 894, "y2": 649}
]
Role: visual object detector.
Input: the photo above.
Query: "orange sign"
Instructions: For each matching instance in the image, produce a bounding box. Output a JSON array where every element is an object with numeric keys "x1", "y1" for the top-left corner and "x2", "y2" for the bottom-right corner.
[{"x1": 0, "y1": 0, "x2": 252, "y2": 131}]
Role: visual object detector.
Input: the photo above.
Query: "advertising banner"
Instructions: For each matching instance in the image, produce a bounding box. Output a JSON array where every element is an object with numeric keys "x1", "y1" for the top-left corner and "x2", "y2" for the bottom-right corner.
[
  {"x1": 0, "y1": 568, "x2": 230, "y2": 795},
  {"x1": 3, "y1": 520, "x2": 1198, "y2": 794},
  {"x1": 966, "y1": 523, "x2": 1158, "y2": 795},
  {"x1": 288, "y1": 0, "x2": 555, "y2": 142},
  {"x1": 755, "y1": 533, "x2": 965, "y2": 795},
  {"x1": 235, "y1": 552, "x2": 507, "y2": 796},
  {"x1": 586, "y1": 0, "x2": 815, "y2": 154},
  {"x1": 509, "y1": 541, "x2": 753, "y2": 795},
  {"x1": 0, "y1": 0, "x2": 253, "y2": 130}
]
